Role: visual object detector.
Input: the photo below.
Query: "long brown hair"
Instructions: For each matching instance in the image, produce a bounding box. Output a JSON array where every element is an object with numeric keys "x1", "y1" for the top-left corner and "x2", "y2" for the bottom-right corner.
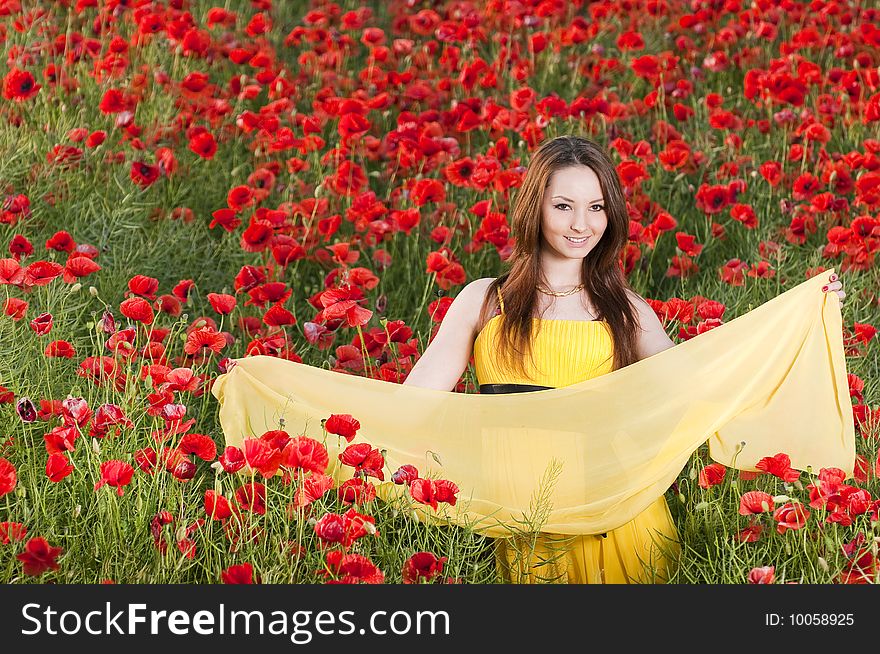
[{"x1": 476, "y1": 135, "x2": 642, "y2": 379}]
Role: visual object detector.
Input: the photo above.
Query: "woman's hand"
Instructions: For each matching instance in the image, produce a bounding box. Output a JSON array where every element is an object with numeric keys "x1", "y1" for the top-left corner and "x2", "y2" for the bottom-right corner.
[{"x1": 822, "y1": 273, "x2": 845, "y2": 303}]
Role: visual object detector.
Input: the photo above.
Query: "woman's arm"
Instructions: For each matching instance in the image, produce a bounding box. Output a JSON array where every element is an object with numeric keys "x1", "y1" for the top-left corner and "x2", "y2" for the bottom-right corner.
[
  {"x1": 626, "y1": 274, "x2": 847, "y2": 363},
  {"x1": 402, "y1": 278, "x2": 492, "y2": 391}
]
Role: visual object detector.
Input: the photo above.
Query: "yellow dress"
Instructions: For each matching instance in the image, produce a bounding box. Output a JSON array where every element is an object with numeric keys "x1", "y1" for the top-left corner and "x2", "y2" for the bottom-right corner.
[
  {"x1": 210, "y1": 269, "x2": 855, "y2": 582},
  {"x1": 474, "y1": 286, "x2": 679, "y2": 584}
]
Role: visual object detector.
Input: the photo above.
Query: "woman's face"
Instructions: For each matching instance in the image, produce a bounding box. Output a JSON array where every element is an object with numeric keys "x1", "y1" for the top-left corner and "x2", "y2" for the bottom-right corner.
[{"x1": 539, "y1": 164, "x2": 608, "y2": 262}]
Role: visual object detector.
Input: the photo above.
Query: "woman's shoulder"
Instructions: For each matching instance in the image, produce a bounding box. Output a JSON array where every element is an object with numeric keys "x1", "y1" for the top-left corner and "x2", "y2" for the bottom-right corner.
[
  {"x1": 462, "y1": 278, "x2": 501, "y2": 336},
  {"x1": 460, "y1": 277, "x2": 498, "y2": 299}
]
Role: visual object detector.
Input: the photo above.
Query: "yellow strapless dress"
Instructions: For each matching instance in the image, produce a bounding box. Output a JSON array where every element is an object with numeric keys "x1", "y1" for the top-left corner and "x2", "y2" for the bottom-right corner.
[{"x1": 473, "y1": 289, "x2": 680, "y2": 584}]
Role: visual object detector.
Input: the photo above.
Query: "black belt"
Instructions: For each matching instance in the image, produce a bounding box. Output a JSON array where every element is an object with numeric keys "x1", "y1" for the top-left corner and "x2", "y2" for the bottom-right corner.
[{"x1": 479, "y1": 383, "x2": 554, "y2": 394}]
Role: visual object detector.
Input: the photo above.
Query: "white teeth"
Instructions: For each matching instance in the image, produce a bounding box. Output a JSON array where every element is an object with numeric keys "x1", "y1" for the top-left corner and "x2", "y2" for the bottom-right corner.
[{"x1": 565, "y1": 236, "x2": 587, "y2": 243}]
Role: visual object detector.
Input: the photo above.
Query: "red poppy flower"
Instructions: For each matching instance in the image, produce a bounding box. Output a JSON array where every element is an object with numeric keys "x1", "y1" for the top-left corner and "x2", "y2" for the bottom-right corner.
[
  {"x1": 9, "y1": 234, "x2": 33, "y2": 259},
  {"x1": 0, "y1": 521, "x2": 27, "y2": 544},
  {"x1": 93, "y1": 403, "x2": 134, "y2": 434},
  {"x1": 172, "y1": 279, "x2": 195, "y2": 301},
  {"x1": 62, "y1": 255, "x2": 101, "y2": 283},
  {"x1": 119, "y1": 296, "x2": 154, "y2": 325},
  {"x1": 222, "y1": 562, "x2": 255, "y2": 584},
  {"x1": 98, "y1": 88, "x2": 126, "y2": 114},
  {"x1": 227, "y1": 185, "x2": 253, "y2": 211},
  {"x1": 755, "y1": 452, "x2": 800, "y2": 483},
  {"x1": 314, "y1": 508, "x2": 377, "y2": 547},
  {"x1": 184, "y1": 327, "x2": 226, "y2": 356},
  {"x1": 243, "y1": 438, "x2": 283, "y2": 478},
  {"x1": 180, "y1": 433, "x2": 217, "y2": 461},
  {"x1": 695, "y1": 184, "x2": 729, "y2": 215},
  {"x1": 0, "y1": 456, "x2": 16, "y2": 497},
  {"x1": 17, "y1": 537, "x2": 63, "y2": 576},
  {"x1": 43, "y1": 425, "x2": 79, "y2": 455},
  {"x1": 23, "y1": 261, "x2": 64, "y2": 287},
  {"x1": 3, "y1": 68, "x2": 41, "y2": 101},
  {"x1": 134, "y1": 447, "x2": 158, "y2": 473},
  {"x1": 204, "y1": 490, "x2": 235, "y2": 520},
  {"x1": 758, "y1": 161, "x2": 783, "y2": 186},
  {"x1": 410, "y1": 478, "x2": 459, "y2": 511},
  {"x1": 127, "y1": 274, "x2": 159, "y2": 300},
  {"x1": 402, "y1": 552, "x2": 447, "y2": 584},
  {"x1": 738, "y1": 490, "x2": 775, "y2": 515},
  {"x1": 338, "y1": 443, "x2": 384, "y2": 481},
  {"x1": 44, "y1": 340, "x2": 76, "y2": 358},
  {"x1": 94, "y1": 460, "x2": 135, "y2": 496},
  {"x1": 46, "y1": 231, "x2": 76, "y2": 252},
  {"x1": 61, "y1": 396, "x2": 92, "y2": 428},
  {"x1": 281, "y1": 436, "x2": 329, "y2": 476},
  {"x1": 0, "y1": 258, "x2": 25, "y2": 286},
  {"x1": 737, "y1": 521, "x2": 763, "y2": 543},
  {"x1": 292, "y1": 472, "x2": 334, "y2": 509},
  {"x1": 792, "y1": 173, "x2": 822, "y2": 200},
  {"x1": 86, "y1": 130, "x2": 106, "y2": 147},
  {"x1": 207, "y1": 293, "x2": 236, "y2": 315},
  {"x1": 188, "y1": 130, "x2": 217, "y2": 159},
  {"x1": 807, "y1": 467, "x2": 848, "y2": 509},
  {"x1": 77, "y1": 355, "x2": 124, "y2": 390},
  {"x1": 317, "y1": 286, "x2": 372, "y2": 328},
  {"x1": 163, "y1": 367, "x2": 201, "y2": 393},
  {"x1": 319, "y1": 551, "x2": 384, "y2": 584},
  {"x1": 329, "y1": 160, "x2": 367, "y2": 197},
  {"x1": 130, "y1": 161, "x2": 161, "y2": 188},
  {"x1": 46, "y1": 453, "x2": 74, "y2": 482},
  {"x1": 730, "y1": 203, "x2": 758, "y2": 229},
  {"x1": 219, "y1": 446, "x2": 245, "y2": 473},
  {"x1": 324, "y1": 413, "x2": 360, "y2": 443},
  {"x1": 337, "y1": 477, "x2": 377, "y2": 505},
  {"x1": 391, "y1": 464, "x2": 419, "y2": 485},
  {"x1": 748, "y1": 566, "x2": 775, "y2": 584},
  {"x1": 262, "y1": 302, "x2": 297, "y2": 328},
  {"x1": 233, "y1": 481, "x2": 266, "y2": 515},
  {"x1": 150, "y1": 511, "x2": 174, "y2": 553},
  {"x1": 4, "y1": 297, "x2": 28, "y2": 320},
  {"x1": 698, "y1": 463, "x2": 726, "y2": 489},
  {"x1": 773, "y1": 502, "x2": 810, "y2": 534},
  {"x1": 170, "y1": 458, "x2": 196, "y2": 482}
]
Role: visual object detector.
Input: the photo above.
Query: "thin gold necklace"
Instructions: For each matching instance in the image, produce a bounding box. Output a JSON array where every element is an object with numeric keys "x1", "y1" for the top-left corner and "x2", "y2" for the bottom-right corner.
[{"x1": 536, "y1": 282, "x2": 584, "y2": 297}]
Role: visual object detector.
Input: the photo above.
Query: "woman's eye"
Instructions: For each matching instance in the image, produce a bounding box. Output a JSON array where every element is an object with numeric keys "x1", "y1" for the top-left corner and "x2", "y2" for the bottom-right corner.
[
  {"x1": 591, "y1": 204, "x2": 604, "y2": 211},
  {"x1": 554, "y1": 203, "x2": 570, "y2": 210}
]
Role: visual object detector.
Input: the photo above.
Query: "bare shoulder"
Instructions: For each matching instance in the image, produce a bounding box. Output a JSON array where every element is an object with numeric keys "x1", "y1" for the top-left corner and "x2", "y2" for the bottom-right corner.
[
  {"x1": 457, "y1": 277, "x2": 498, "y2": 336},
  {"x1": 624, "y1": 288, "x2": 653, "y2": 318},
  {"x1": 624, "y1": 288, "x2": 675, "y2": 359}
]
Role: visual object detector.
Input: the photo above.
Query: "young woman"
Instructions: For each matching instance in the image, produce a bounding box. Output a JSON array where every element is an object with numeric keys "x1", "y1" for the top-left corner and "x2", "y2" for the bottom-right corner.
[{"x1": 402, "y1": 135, "x2": 846, "y2": 583}]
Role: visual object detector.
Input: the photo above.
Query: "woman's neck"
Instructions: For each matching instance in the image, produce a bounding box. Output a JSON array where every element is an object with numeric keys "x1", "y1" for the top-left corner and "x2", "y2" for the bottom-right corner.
[{"x1": 538, "y1": 256, "x2": 583, "y2": 290}]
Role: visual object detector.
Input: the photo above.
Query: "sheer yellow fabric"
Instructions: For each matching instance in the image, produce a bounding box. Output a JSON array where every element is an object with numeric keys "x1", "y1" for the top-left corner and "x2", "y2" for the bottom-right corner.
[{"x1": 211, "y1": 270, "x2": 854, "y2": 554}]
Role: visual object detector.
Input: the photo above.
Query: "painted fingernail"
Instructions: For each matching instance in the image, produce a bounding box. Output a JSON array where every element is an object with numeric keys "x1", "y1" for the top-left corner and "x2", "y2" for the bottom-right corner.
[{"x1": 822, "y1": 286, "x2": 828, "y2": 291}]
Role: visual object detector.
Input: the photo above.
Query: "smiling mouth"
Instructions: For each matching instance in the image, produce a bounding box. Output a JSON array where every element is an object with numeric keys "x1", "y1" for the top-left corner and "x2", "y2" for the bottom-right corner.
[{"x1": 565, "y1": 236, "x2": 588, "y2": 243}]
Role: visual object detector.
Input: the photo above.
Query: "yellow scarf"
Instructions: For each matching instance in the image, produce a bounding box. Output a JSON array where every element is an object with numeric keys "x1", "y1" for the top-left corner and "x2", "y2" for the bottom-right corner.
[{"x1": 211, "y1": 269, "x2": 855, "y2": 537}]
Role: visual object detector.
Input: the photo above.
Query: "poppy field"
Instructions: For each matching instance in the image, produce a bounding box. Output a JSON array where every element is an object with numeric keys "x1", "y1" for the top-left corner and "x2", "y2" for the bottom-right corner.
[{"x1": 1, "y1": 0, "x2": 879, "y2": 584}]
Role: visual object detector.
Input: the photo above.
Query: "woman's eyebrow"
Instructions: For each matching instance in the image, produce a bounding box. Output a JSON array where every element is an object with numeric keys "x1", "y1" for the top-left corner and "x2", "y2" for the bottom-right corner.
[{"x1": 551, "y1": 195, "x2": 604, "y2": 203}]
